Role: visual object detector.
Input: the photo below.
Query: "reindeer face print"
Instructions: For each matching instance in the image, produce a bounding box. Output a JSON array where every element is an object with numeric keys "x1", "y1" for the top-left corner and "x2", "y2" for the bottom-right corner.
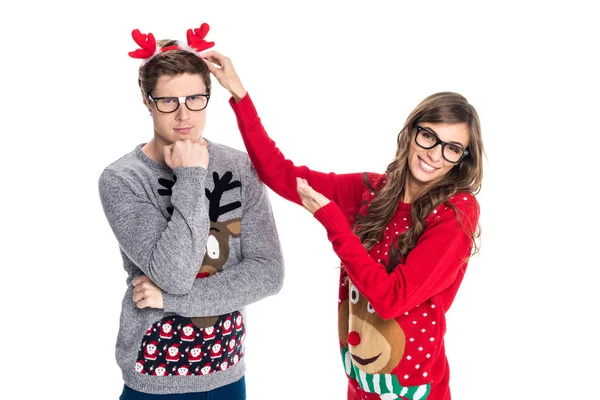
[
  {"x1": 199, "y1": 171, "x2": 242, "y2": 277},
  {"x1": 157, "y1": 172, "x2": 242, "y2": 281},
  {"x1": 339, "y1": 284, "x2": 406, "y2": 375},
  {"x1": 205, "y1": 235, "x2": 220, "y2": 260},
  {"x1": 192, "y1": 172, "x2": 243, "y2": 329}
]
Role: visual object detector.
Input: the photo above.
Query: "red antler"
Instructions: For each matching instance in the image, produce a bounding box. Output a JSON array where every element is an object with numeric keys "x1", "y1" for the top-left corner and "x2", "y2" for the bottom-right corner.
[
  {"x1": 128, "y1": 29, "x2": 157, "y2": 59},
  {"x1": 186, "y1": 23, "x2": 215, "y2": 52}
]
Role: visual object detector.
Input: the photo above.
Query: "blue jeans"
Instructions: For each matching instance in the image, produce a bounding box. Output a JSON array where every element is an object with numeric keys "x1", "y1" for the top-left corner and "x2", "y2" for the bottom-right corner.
[{"x1": 119, "y1": 376, "x2": 246, "y2": 400}]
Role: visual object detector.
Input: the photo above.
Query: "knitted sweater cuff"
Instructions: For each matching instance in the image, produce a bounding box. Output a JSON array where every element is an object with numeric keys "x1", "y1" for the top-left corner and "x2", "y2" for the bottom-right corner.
[{"x1": 314, "y1": 202, "x2": 350, "y2": 234}]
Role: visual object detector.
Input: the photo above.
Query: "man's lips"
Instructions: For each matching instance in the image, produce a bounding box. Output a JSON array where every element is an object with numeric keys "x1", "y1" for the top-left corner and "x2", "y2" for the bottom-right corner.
[{"x1": 174, "y1": 127, "x2": 193, "y2": 134}]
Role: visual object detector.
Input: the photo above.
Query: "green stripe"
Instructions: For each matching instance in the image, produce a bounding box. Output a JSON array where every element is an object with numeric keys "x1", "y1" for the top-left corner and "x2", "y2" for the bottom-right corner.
[
  {"x1": 341, "y1": 347, "x2": 355, "y2": 380},
  {"x1": 339, "y1": 347, "x2": 430, "y2": 399},
  {"x1": 391, "y1": 374, "x2": 402, "y2": 393},
  {"x1": 365, "y1": 370, "x2": 375, "y2": 392}
]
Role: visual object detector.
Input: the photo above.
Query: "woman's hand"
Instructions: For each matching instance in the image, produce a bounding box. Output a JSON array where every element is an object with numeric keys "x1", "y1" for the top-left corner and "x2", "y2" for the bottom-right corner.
[
  {"x1": 202, "y1": 50, "x2": 247, "y2": 102},
  {"x1": 296, "y1": 177, "x2": 331, "y2": 214},
  {"x1": 132, "y1": 275, "x2": 164, "y2": 309}
]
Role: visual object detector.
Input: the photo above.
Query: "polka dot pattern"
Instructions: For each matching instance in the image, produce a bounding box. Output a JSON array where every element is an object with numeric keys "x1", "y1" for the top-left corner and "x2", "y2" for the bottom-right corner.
[
  {"x1": 397, "y1": 301, "x2": 440, "y2": 383},
  {"x1": 337, "y1": 179, "x2": 476, "y2": 393},
  {"x1": 358, "y1": 191, "x2": 445, "y2": 385}
]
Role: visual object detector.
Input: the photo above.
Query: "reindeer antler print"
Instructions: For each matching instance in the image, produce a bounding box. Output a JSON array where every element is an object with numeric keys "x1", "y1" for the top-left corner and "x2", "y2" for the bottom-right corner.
[
  {"x1": 158, "y1": 176, "x2": 177, "y2": 215},
  {"x1": 205, "y1": 172, "x2": 242, "y2": 222},
  {"x1": 158, "y1": 177, "x2": 176, "y2": 195},
  {"x1": 382, "y1": 242, "x2": 401, "y2": 274},
  {"x1": 192, "y1": 172, "x2": 243, "y2": 329}
]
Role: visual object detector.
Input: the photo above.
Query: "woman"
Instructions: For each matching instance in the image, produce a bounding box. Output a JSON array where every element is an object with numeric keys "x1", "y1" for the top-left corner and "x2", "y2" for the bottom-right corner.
[{"x1": 203, "y1": 51, "x2": 483, "y2": 400}]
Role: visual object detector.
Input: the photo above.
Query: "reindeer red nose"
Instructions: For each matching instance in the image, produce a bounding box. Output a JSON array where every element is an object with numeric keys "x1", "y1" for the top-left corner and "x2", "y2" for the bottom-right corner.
[{"x1": 347, "y1": 331, "x2": 361, "y2": 346}]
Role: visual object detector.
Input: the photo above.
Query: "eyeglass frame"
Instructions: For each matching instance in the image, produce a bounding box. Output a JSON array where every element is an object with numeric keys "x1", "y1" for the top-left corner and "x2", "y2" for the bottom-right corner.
[
  {"x1": 414, "y1": 125, "x2": 469, "y2": 164},
  {"x1": 147, "y1": 93, "x2": 210, "y2": 113}
]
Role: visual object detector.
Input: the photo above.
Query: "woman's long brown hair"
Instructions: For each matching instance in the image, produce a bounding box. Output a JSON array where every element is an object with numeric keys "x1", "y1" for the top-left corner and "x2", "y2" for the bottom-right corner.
[{"x1": 353, "y1": 92, "x2": 484, "y2": 272}]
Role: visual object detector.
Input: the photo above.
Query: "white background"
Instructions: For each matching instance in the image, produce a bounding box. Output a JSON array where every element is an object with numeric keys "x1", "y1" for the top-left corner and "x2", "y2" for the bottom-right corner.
[{"x1": 1, "y1": 0, "x2": 599, "y2": 399}]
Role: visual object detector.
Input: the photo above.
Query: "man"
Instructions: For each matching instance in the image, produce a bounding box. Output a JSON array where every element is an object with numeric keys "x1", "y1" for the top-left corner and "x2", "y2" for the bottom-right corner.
[{"x1": 98, "y1": 24, "x2": 284, "y2": 399}]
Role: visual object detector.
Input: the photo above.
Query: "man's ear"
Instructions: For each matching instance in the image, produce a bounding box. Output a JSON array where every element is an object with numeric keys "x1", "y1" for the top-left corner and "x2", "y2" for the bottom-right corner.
[{"x1": 141, "y1": 91, "x2": 151, "y2": 111}]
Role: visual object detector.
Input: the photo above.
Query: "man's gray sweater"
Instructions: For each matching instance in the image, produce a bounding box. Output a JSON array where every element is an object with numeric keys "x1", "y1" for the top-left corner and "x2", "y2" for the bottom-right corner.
[{"x1": 99, "y1": 140, "x2": 284, "y2": 394}]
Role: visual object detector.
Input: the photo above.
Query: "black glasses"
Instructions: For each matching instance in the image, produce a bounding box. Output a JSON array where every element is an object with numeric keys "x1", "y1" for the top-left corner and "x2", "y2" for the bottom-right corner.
[
  {"x1": 415, "y1": 125, "x2": 469, "y2": 164},
  {"x1": 148, "y1": 93, "x2": 210, "y2": 113}
]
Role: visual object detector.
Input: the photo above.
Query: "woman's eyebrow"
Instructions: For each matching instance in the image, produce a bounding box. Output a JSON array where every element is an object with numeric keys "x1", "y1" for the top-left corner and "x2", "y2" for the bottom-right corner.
[{"x1": 423, "y1": 126, "x2": 466, "y2": 147}]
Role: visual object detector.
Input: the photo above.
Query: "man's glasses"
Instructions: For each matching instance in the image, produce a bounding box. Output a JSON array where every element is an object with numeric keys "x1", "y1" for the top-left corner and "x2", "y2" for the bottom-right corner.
[
  {"x1": 148, "y1": 93, "x2": 210, "y2": 113},
  {"x1": 415, "y1": 125, "x2": 469, "y2": 164}
]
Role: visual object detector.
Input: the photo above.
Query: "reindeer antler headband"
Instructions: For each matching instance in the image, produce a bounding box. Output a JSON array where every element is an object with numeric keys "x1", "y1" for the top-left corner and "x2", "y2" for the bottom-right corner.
[{"x1": 128, "y1": 22, "x2": 215, "y2": 64}]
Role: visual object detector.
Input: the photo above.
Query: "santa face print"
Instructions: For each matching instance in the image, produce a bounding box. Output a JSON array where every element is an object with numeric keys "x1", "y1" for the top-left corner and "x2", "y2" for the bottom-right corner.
[
  {"x1": 339, "y1": 284, "x2": 406, "y2": 375},
  {"x1": 190, "y1": 347, "x2": 201, "y2": 357},
  {"x1": 137, "y1": 312, "x2": 246, "y2": 377},
  {"x1": 146, "y1": 343, "x2": 157, "y2": 354}
]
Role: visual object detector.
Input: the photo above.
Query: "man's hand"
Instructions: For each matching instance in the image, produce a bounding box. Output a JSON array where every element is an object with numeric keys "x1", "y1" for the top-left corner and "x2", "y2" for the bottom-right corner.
[
  {"x1": 164, "y1": 138, "x2": 209, "y2": 169},
  {"x1": 202, "y1": 51, "x2": 247, "y2": 102},
  {"x1": 132, "y1": 275, "x2": 164, "y2": 309},
  {"x1": 296, "y1": 177, "x2": 331, "y2": 214}
]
